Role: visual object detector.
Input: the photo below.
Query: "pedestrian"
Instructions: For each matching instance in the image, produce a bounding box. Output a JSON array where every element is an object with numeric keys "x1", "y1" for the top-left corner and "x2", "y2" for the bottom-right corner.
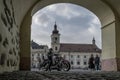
[
  {"x1": 88, "y1": 54, "x2": 95, "y2": 70},
  {"x1": 46, "y1": 48, "x2": 54, "y2": 71},
  {"x1": 94, "y1": 54, "x2": 100, "y2": 70}
]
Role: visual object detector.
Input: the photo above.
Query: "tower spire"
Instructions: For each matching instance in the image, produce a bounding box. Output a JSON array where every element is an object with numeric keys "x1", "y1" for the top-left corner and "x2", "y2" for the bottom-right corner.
[
  {"x1": 92, "y1": 37, "x2": 95, "y2": 45},
  {"x1": 54, "y1": 21, "x2": 57, "y2": 30},
  {"x1": 52, "y1": 22, "x2": 59, "y2": 34}
]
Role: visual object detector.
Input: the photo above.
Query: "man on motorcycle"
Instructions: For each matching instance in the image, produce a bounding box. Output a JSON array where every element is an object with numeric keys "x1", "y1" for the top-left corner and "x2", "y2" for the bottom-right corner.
[
  {"x1": 46, "y1": 48, "x2": 54, "y2": 71},
  {"x1": 40, "y1": 48, "x2": 70, "y2": 71}
]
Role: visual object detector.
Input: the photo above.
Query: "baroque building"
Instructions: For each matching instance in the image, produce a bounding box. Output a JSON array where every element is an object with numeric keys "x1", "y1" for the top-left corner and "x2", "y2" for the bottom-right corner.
[
  {"x1": 31, "y1": 40, "x2": 48, "y2": 68},
  {"x1": 51, "y1": 23, "x2": 101, "y2": 69}
]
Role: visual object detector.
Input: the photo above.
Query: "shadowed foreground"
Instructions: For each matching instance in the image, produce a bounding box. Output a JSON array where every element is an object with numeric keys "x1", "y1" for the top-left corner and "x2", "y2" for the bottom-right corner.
[{"x1": 0, "y1": 71, "x2": 120, "y2": 80}]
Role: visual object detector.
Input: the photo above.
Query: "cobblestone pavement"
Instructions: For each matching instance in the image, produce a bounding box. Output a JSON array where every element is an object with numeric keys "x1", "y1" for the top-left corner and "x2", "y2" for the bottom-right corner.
[{"x1": 0, "y1": 71, "x2": 120, "y2": 80}]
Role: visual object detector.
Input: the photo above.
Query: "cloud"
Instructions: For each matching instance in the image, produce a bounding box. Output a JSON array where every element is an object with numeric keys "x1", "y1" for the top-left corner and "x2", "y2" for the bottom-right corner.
[
  {"x1": 46, "y1": 3, "x2": 81, "y2": 19},
  {"x1": 31, "y1": 29, "x2": 51, "y2": 47},
  {"x1": 88, "y1": 24, "x2": 97, "y2": 34},
  {"x1": 32, "y1": 13, "x2": 54, "y2": 27}
]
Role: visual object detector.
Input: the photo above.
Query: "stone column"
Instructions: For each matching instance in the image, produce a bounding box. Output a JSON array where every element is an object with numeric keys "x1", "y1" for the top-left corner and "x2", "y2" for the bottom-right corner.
[
  {"x1": 20, "y1": 10, "x2": 31, "y2": 70},
  {"x1": 101, "y1": 21, "x2": 117, "y2": 71},
  {"x1": 102, "y1": 14, "x2": 120, "y2": 71},
  {"x1": 115, "y1": 14, "x2": 120, "y2": 71}
]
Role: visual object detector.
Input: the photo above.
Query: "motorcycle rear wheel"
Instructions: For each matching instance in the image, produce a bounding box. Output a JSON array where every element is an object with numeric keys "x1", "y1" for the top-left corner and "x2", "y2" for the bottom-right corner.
[{"x1": 61, "y1": 61, "x2": 71, "y2": 71}]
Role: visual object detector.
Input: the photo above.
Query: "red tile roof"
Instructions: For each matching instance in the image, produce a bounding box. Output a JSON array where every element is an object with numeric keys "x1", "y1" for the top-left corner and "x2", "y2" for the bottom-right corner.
[{"x1": 59, "y1": 43, "x2": 101, "y2": 53}]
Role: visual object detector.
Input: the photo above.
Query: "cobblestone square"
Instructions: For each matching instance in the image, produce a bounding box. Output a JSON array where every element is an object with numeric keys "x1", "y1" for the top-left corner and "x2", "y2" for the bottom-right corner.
[{"x1": 0, "y1": 71, "x2": 120, "y2": 80}]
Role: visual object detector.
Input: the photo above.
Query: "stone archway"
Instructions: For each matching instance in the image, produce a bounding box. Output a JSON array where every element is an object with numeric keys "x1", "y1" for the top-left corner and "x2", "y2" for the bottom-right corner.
[{"x1": 20, "y1": 0, "x2": 119, "y2": 71}]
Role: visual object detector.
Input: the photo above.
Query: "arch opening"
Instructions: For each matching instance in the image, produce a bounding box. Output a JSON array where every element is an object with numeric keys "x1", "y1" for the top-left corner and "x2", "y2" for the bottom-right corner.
[{"x1": 31, "y1": 3, "x2": 102, "y2": 70}]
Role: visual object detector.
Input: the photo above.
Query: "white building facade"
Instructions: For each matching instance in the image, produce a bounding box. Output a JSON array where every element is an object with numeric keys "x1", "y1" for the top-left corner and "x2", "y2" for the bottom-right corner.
[
  {"x1": 60, "y1": 51, "x2": 101, "y2": 69},
  {"x1": 51, "y1": 23, "x2": 101, "y2": 69},
  {"x1": 31, "y1": 41, "x2": 49, "y2": 68}
]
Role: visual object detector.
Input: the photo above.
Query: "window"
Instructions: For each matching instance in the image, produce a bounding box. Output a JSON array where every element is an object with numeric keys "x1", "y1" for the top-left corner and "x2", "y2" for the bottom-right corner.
[
  {"x1": 77, "y1": 61, "x2": 80, "y2": 65},
  {"x1": 71, "y1": 61, "x2": 73, "y2": 65},
  {"x1": 84, "y1": 55, "x2": 86, "y2": 58},
  {"x1": 54, "y1": 37, "x2": 57, "y2": 43},
  {"x1": 44, "y1": 49, "x2": 46, "y2": 53},
  {"x1": 40, "y1": 46, "x2": 44, "y2": 49},
  {"x1": 71, "y1": 55, "x2": 73, "y2": 58},
  {"x1": 37, "y1": 53, "x2": 40, "y2": 56},
  {"x1": 77, "y1": 55, "x2": 80, "y2": 58},
  {"x1": 84, "y1": 61, "x2": 87, "y2": 65},
  {"x1": 55, "y1": 37, "x2": 57, "y2": 40},
  {"x1": 55, "y1": 47, "x2": 57, "y2": 50}
]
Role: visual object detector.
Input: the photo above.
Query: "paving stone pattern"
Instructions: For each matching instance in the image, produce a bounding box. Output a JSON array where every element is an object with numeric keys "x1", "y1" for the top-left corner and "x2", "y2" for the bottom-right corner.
[{"x1": 0, "y1": 71, "x2": 120, "y2": 80}]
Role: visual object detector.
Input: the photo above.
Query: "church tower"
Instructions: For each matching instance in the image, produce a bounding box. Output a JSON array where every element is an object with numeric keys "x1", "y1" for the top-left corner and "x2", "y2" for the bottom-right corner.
[
  {"x1": 51, "y1": 22, "x2": 60, "y2": 53},
  {"x1": 92, "y1": 37, "x2": 96, "y2": 45}
]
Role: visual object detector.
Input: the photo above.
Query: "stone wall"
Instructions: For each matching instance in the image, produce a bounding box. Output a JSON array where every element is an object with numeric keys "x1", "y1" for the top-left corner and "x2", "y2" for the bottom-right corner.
[
  {"x1": 0, "y1": 0, "x2": 38, "y2": 73},
  {"x1": 0, "y1": 0, "x2": 20, "y2": 73}
]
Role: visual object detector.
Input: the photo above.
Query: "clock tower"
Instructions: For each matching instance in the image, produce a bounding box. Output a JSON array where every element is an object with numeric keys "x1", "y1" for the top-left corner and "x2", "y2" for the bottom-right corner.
[{"x1": 51, "y1": 22, "x2": 60, "y2": 53}]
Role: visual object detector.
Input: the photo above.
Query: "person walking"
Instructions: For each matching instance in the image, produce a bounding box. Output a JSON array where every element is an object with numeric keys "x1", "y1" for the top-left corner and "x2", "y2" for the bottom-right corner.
[
  {"x1": 88, "y1": 54, "x2": 95, "y2": 70},
  {"x1": 94, "y1": 54, "x2": 100, "y2": 70}
]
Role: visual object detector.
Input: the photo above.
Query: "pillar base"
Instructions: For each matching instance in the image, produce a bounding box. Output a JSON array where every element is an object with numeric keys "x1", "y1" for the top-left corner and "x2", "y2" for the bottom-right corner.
[
  {"x1": 20, "y1": 57, "x2": 30, "y2": 70},
  {"x1": 102, "y1": 58, "x2": 120, "y2": 71}
]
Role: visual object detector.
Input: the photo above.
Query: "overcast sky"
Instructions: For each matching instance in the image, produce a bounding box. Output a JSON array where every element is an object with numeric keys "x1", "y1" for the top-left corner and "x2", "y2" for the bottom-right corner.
[{"x1": 31, "y1": 3, "x2": 102, "y2": 49}]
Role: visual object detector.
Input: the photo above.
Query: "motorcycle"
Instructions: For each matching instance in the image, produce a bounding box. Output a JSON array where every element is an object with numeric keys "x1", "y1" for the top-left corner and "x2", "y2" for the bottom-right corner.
[{"x1": 39, "y1": 54, "x2": 71, "y2": 71}]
